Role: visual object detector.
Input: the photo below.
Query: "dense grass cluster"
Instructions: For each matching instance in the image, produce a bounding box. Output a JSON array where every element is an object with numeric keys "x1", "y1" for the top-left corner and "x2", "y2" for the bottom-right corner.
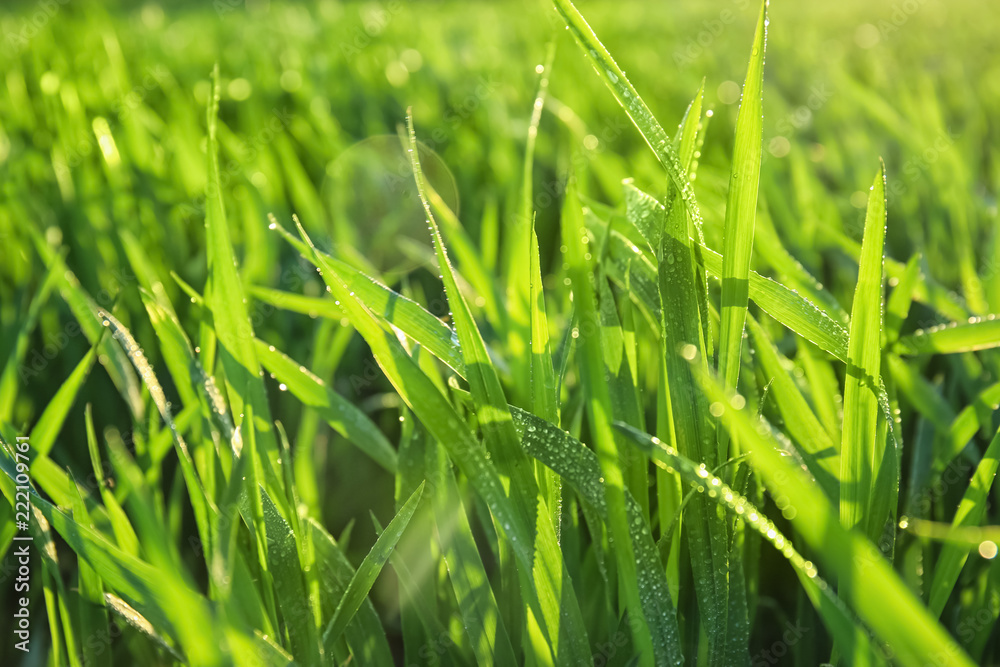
[{"x1": 2, "y1": 0, "x2": 1000, "y2": 665}]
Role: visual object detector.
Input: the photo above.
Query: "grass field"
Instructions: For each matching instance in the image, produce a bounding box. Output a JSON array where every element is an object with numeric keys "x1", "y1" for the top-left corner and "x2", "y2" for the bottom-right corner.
[{"x1": 2, "y1": 0, "x2": 1000, "y2": 664}]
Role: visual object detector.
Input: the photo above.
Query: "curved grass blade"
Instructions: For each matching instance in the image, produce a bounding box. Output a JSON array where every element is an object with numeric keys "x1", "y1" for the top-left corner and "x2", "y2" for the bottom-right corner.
[
  {"x1": 255, "y1": 338, "x2": 397, "y2": 473},
  {"x1": 934, "y1": 380, "x2": 1000, "y2": 477},
  {"x1": 551, "y1": 0, "x2": 707, "y2": 236},
  {"x1": 29, "y1": 231, "x2": 145, "y2": 419},
  {"x1": 887, "y1": 354, "x2": 955, "y2": 433},
  {"x1": 692, "y1": 364, "x2": 976, "y2": 667},
  {"x1": 225, "y1": 629, "x2": 295, "y2": 667},
  {"x1": 0, "y1": 453, "x2": 226, "y2": 666},
  {"x1": 96, "y1": 311, "x2": 213, "y2": 542},
  {"x1": 894, "y1": 316, "x2": 1000, "y2": 355},
  {"x1": 291, "y1": 218, "x2": 588, "y2": 664},
  {"x1": 257, "y1": 233, "x2": 465, "y2": 375},
  {"x1": 0, "y1": 256, "x2": 61, "y2": 422},
  {"x1": 926, "y1": 424, "x2": 1000, "y2": 617},
  {"x1": 512, "y1": 408, "x2": 683, "y2": 666},
  {"x1": 840, "y1": 163, "x2": 887, "y2": 534},
  {"x1": 746, "y1": 315, "x2": 839, "y2": 499},
  {"x1": 611, "y1": 188, "x2": 850, "y2": 360},
  {"x1": 307, "y1": 518, "x2": 394, "y2": 665},
  {"x1": 616, "y1": 422, "x2": 878, "y2": 663},
  {"x1": 139, "y1": 290, "x2": 244, "y2": 459},
  {"x1": 710, "y1": 248, "x2": 850, "y2": 361},
  {"x1": 407, "y1": 112, "x2": 589, "y2": 664},
  {"x1": 321, "y1": 483, "x2": 423, "y2": 650},
  {"x1": 104, "y1": 592, "x2": 184, "y2": 662},
  {"x1": 84, "y1": 405, "x2": 140, "y2": 556},
  {"x1": 29, "y1": 335, "x2": 101, "y2": 459}
]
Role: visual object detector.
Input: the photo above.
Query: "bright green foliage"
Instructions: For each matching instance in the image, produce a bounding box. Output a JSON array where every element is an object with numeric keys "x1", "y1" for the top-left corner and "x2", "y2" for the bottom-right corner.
[
  {"x1": 840, "y1": 165, "x2": 887, "y2": 536},
  {"x1": 2, "y1": 1, "x2": 999, "y2": 666}
]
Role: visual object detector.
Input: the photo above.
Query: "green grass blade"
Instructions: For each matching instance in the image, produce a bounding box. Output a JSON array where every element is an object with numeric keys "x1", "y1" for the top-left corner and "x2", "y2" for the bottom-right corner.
[
  {"x1": 616, "y1": 422, "x2": 878, "y2": 663},
  {"x1": 692, "y1": 365, "x2": 975, "y2": 667},
  {"x1": 654, "y1": 173, "x2": 734, "y2": 661},
  {"x1": 0, "y1": 256, "x2": 61, "y2": 422},
  {"x1": 512, "y1": 407, "x2": 683, "y2": 666},
  {"x1": 71, "y1": 479, "x2": 112, "y2": 667},
  {"x1": 746, "y1": 315, "x2": 840, "y2": 499},
  {"x1": 934, "y1": 381, "x2": 1000, "y2": 477},
  {"x1": 307, "y1": 519, "x2": 394, "y2": 665},
  {"x1": 29, "y1": 336, "x2": 100, "y2": 459},
  {"x1": 0, "y1": 453, "x2": 226, "y2": 666},
  {"x1": 322, "y1": 483, "x2": 423, "y2": 650},
  {"x1": 887, "y1": 353, "x2": 956, "y2": 433},
  {"x1": 260, "y1": 488, "x2": 323, "y2": 664},
  {"x1": 528, "y1": 215, "x2": 562, "y2": 535},
  {"x1": 139, "y1": 290, "x2": 244, "y2": 460},
  {"x1": 718, "y1": 0, "x2": 767, "y2": 403},
  {"x1": 926, "y1": 424, "x2": 1000, "y2": 617},
  {"x1": 255, "y1": 237, "x2": 465, "y2": 375},
  {"x1": 675, "y1": 81, "x2": 705, "y2": 174},
  {"x1": 504, "y1": 43, "x2": 556, "y2": 396},
  {"x1": 29, "y1": 232, "x2": 145, "y2": 419},
  {"x1": 84, "y1": 405, "x2": 140, "y2": 556},
  {"x1": 885, "y1": 253, "x2": 922, "y2": 341},
  {"x1": 612, "y1": 187, "x2": 850, "y2": 360},
  {"x1": 103, "y1": 592, "x2": 184, "y2": 662},
  {"x1": 291, "y1": 217, "x2": 585, "y2": 663},
  {"x1": 425, "y1": 436, "x2": 518, "y2": 665},
  {"x1": 203, "y1": 65, "x2": 280, "y2": 485},
  {"x1": 255, "y1": 339, "x2": 397, "y2": 473},
  {"x1": 529, "y1": 218, "x2": 558, "y2": 426},
  {"x1": 598, "y1": 275, "x2": 649, "y2": 519},
  {"x1": 840, "y1": 163, "x2": 887, "y2": 533},
  {"x1": 97, "y1": 310, "x2": 213, "y2": 552},
  {"x1": 562, "y1": 178, "x2": 656, "y2": 665},
  {"x1": 407, "y1": 112, "x2": 590, "y2": 664},
  {"x1": 551, "y1": 0, "x2": 707, "y2": 235},
  {"x1": 894, "y1": 316, "x2": 1000, "y2": 355}
]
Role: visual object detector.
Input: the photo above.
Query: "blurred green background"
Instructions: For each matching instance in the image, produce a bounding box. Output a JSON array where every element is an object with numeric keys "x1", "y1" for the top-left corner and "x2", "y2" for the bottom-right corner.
[{"x1": 2, "y1": 0, "x2": 998, "y2": 661}]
